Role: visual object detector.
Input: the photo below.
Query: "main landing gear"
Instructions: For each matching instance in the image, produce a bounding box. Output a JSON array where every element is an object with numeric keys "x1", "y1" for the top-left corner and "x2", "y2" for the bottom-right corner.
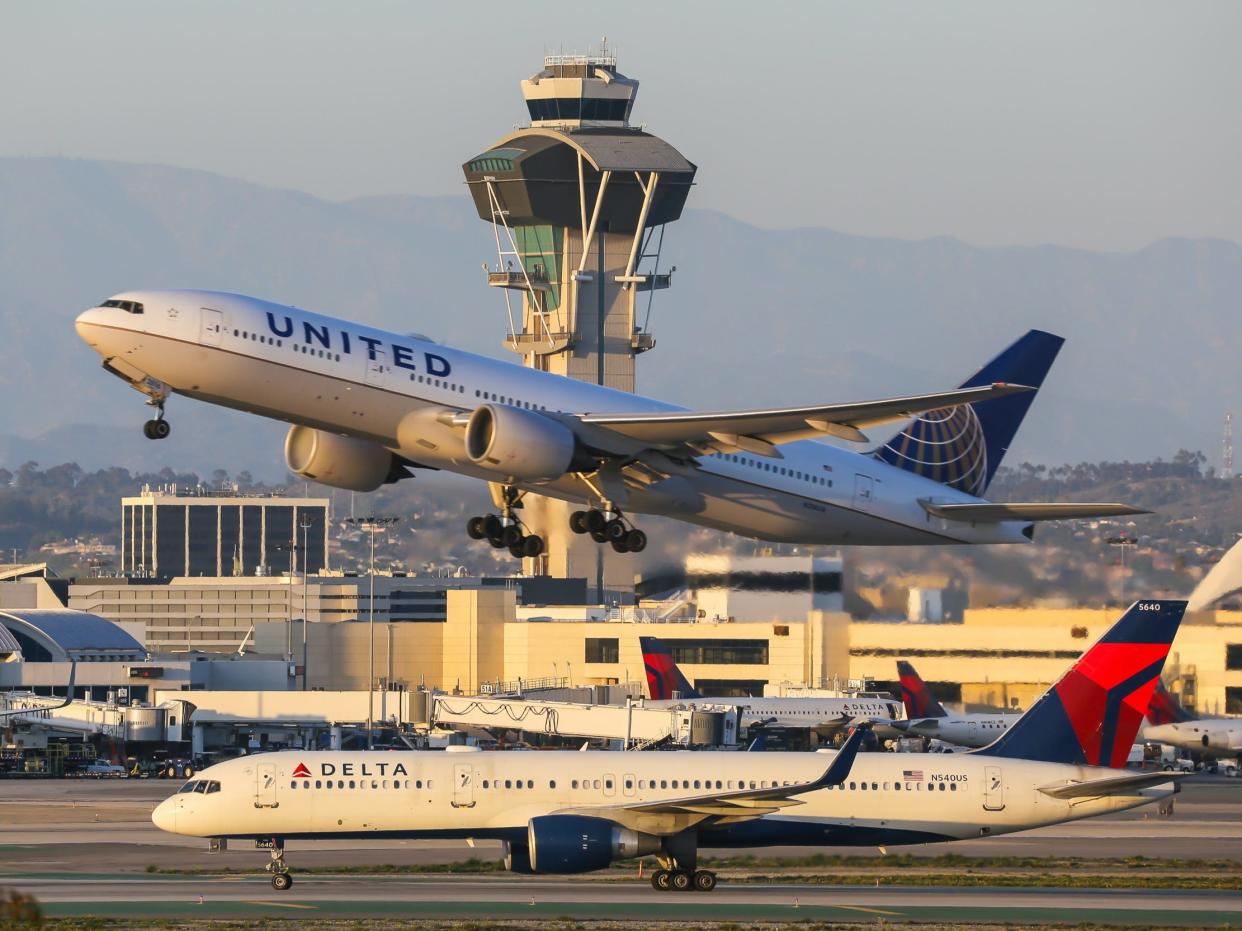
[
  {"x1": 569, "y1": 507, "x2": 647, "y2": 554},
  {"x1": 466, "y1": 485, "x2": 545, "y2": 560},
  {"x1": 649, "y1": 867, "x2": 716, "y2": 892},
  {"x1": 265, "y1": 840, "x2": 293, "y2": 890},
  {"x1": 142, "y1": 402, "x2": 171, "y2": 440}
]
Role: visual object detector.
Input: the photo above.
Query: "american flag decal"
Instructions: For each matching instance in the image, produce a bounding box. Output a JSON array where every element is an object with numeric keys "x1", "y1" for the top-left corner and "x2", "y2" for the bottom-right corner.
[{"x1": 902, "y1": 770, "x2": 924, "y2": 782}]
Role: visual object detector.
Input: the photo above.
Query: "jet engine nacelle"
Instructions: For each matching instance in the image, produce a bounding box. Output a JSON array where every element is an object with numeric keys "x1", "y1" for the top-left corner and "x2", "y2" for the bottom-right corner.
[
  {"x1": 527, "y1": 815, "x2": 660, "y2": 874},
  {"x1": 464, "y1": 404, "x2": 583, "y2": 482},
  {"x1": 1204, "y1": 729, "x2": 1242, "y2": 753},
  {"x1": 284, "y1": 425, "x2": 401, "y2": 492}
]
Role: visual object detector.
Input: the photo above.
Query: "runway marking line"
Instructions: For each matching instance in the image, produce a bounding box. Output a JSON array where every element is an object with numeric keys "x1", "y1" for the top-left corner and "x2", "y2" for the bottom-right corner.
[
  {"x1": 833, "y1": 904, "x2": 902, "y2": 916},
  {"x1": 241, "y1": 900, "x2": 317, "y2": 910}
]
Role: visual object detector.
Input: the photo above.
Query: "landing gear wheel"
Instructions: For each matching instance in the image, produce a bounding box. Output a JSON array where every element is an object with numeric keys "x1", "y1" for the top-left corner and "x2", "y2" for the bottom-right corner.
[
  {"x1": 483, "y1": 515, "x2": 502, "y2": 538},
  {"x1": 569, "y1": 511, "x2": 589, "y2": 534},
  {"x1": 651, "y1": 869, "x2": 671, "y2": 891},
  {"x1": 670, "y1": 870, "x2": 692, "y2": 891},
  {"x1": 589, "y1": 527, "x2": 609, "y2": 544},
  {"x1": 624, "y1": 529, "x2": 647, "y2": 553},
  {"x1": 584, "y1": 509, "x2": 607, "y2": 533},
  {"x1": 693, "y1": 870, "x2": 717, "y2": 892},
  {"x1": 502, "y1": 525, "x2": 524, "y2": 548},
  {"x1": 143, "y1": 419, "x2": 170, "y2": 440},
  {"x1": 610, "y1": 538, "x2": 630, "y2": 554},
  {"x1": 605, "y1": 519, "x2": 627, "y2": 542},
  {"x1": 521, "y1": 535, "x2": 544, "y2": 558},
  {"x1": 508, "y1": 544, "x2": 525, "y2": 559},
  {"x1": 466, "y1": 517, "x2": 487, "y2": 540},
  {"x1": 271, "y1": 871, "x2": 292, "y2": 891}
]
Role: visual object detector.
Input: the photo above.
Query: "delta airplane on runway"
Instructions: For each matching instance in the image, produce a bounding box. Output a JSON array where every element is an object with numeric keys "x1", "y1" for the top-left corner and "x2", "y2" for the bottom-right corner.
[
  {"x1": 892, "y1": 660, "x2": 1021, "y2": 748},
  {"x1": 76, "y1": 291, "x2": 1142, "y2": 556},
  {"x1": 640, "y1": 635, "x2": 903, "y2": 732},
  {"x1": 153, "y1": 600, "x2": 1186, "y2": 893},
  {"x1": 1142, "y1": 681, "x2": 1242, "y2": 758}
]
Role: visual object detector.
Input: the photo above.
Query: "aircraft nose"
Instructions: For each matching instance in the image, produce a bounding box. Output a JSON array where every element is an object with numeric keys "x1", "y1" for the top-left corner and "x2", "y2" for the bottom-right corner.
[
  {"x1": 75, "y1": 307, "x2": 106, "y2": 342},
  {"x1": 151, "y1": 798, "x2": 177, "y2": 834}
]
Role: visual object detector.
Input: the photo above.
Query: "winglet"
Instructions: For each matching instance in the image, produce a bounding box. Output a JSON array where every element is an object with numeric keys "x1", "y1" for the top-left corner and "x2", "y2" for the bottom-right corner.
[{"x1": 809, "y1": 723, "x2": 870, "y2": 790}]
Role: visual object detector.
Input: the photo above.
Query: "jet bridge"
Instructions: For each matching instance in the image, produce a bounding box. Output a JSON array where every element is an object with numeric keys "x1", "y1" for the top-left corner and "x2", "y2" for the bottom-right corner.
[{"x1": 430, "y1": 694, "x2": 740, "y2": 748}]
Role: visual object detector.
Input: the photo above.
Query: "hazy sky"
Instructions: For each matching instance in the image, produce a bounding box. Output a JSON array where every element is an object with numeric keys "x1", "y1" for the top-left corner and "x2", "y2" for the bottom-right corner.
[{"x1": 4, "y1": 1, "x2": 1239, "y2": 250}]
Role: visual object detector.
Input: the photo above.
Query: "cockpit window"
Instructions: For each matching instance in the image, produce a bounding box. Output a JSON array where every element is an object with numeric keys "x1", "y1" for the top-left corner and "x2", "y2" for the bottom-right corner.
[
  {"x1": 205, "y1": 781, "x2": 221, "y2": 794},
  {"x1": 101, "y1": 299, "x2": 144, "y2": 314},
  {"x1": 193, "y1": 781, "x2": 209, "y2": 793},
  {"x1": 179, "y1": 781, "x2": 199, "y2": 793}
]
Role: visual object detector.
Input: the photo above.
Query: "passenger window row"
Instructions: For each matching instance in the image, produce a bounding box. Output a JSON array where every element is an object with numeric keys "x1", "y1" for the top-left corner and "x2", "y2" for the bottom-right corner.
[
  {"x1": 476, "y1": 389, "x2": 549, "y2": 412},
  {"x1": 836, "y1": 781, "x2": 957, "y2": 792},
  {"x1": 291, "y1": 778, "x2": 428, "y2": 790},
  {"x1": 410, "y1": 373, "x2": 465, "y2": 394},
  {"x1": 714, "y1": 453, "x2": 834, "y2": 488}
]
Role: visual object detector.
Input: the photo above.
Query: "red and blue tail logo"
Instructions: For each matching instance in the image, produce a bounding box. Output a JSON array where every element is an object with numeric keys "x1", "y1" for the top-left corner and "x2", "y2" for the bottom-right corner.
[
  {"x1": 897, "y1": 660, "x2": 948, "y2": 719},
  {"x1": 639, "y1": 636, "x2": 701, "y2": 700},
  {"x1": 978, "y1": 600, "x2": 1186, "y2": 768},
  {"x1": 1147, "y1": 680, "x2": 1197, "y2": 725}
]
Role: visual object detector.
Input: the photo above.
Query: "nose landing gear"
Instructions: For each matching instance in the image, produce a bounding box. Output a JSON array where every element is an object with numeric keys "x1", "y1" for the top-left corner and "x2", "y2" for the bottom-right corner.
[
  {"x1": 570, "y1": 507, "x2": 646, "y2": 554},
  {"x1": 265, "y1": 840, "x2": 293, "y2": 890},
  {"x1": 142, "y1": 402, "x2": 171, "y2": 440}
]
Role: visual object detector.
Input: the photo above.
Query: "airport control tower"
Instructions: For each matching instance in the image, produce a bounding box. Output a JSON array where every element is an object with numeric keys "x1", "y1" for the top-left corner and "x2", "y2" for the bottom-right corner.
[{"x1": 462, "y1": 49, "x2": 696, "y2": 593}]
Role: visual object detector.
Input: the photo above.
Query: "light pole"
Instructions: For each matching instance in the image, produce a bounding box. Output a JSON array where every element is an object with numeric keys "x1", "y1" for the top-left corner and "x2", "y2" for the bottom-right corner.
[
  {"x1": 1107, "y1": 534, "x2": 1138, "y2": 605},
  {"x1": 299, "y1": 512, "x2": 315, "y2": 691},
  {"x1": 345, "y1": 516, "x2": 398, "y2": 749}
]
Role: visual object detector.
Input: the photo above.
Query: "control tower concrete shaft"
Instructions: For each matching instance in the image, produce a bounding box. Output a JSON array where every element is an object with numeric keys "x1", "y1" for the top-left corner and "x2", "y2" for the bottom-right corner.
[{"x1": 462, "y1": 52, "x2": 696, "y2": 592}]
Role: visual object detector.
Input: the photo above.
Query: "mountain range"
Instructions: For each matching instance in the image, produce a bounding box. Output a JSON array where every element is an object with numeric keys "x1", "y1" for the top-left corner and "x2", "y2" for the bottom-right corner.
[{"x1": 2, "y1": 156, "x2": 1239, "y2": 480}]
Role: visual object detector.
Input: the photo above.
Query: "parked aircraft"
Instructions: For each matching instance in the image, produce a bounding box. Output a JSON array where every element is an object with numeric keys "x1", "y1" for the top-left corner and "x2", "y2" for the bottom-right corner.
[
  {"x1": 76, "y1": 292, "x2": 1142, "y2": 556},
  {"x1": 152, "y1": 600, "x2": 1186, "y2": 893},
  {"x1": 640, "y1": 634, "x2": 903, "y2": 731},
  {"x1": 892, "y1": 660, "x2": 1020, "y2": 747},
  {"x1": 1142, "y1": 680, "x2": 1242, "y2": 757}
]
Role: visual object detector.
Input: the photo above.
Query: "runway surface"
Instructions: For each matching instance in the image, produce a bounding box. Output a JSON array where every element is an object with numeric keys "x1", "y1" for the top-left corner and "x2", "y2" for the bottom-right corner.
[{"x1": 9, "y1": 874, "x2": 1242, "y2": 926}]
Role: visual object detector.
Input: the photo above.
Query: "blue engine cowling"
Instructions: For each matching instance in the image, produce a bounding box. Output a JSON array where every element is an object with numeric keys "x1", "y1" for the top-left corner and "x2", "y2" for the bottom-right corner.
[{"x1": 527, "y1": 815, "x2": 659, "y2": 874}]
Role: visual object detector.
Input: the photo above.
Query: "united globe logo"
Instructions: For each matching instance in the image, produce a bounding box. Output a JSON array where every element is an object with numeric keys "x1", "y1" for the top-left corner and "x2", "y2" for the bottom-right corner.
[{"x1": 877, "y1": 405, "x2": 988, "y2": 496}]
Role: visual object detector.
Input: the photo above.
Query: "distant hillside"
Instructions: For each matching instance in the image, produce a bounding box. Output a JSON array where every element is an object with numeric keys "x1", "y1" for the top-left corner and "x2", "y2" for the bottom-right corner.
[{"x1": 2, "y1": 157, "x2": 1240, "y2": 478}]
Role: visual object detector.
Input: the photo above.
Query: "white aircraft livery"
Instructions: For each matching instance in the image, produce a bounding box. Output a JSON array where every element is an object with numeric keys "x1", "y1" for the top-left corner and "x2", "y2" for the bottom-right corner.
[
  {"x1": 153, "y1": 600, "x2": 1186, "y2": 893},
  {"x1": 76, "y1": 291, "x2": 1141, "y2": 556},
  {"x1": 640, "y1": 634, "x2": 903, "y2": 732},
  {"x1": 1142, "y1": 681, "x2": 1242, "y2": 758},
  {"x1": 893, "y1": 660, "x2": 1020, "y2": 748}
]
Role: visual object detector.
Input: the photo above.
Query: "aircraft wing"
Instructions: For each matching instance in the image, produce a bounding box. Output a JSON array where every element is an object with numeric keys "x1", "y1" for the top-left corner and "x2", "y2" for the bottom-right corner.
[
  {"x1": 557, "y1": 725, "x2": 868, "y2": 835},
  {"x1": 921, "y1": 502, "x2": 1150, "y2": 522},
  {"x1": 575, "y1": 383, "x2": 1032, "y2": 457},
  {"x1": 1037, "y1": 771, "x2": 1187, "y2": 800}
]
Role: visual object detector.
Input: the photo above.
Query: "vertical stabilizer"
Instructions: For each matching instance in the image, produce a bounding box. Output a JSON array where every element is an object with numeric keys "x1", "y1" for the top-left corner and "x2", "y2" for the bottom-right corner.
[
  {"x1": 977, "y1": 600, "x2": 1186, "y2": 767},
  {"x1": 639, "y1": 636, "x2": 701, "y2": 700},
  {"x1": 896, "y1": 660, "x2": 949, "y2": 719},
  {"x1": 1147, "y1": 680, "x2": 1198, "y2": 724},
  {"x1": 875, "y1": 330, "x2": 1064, "y2": 496}
]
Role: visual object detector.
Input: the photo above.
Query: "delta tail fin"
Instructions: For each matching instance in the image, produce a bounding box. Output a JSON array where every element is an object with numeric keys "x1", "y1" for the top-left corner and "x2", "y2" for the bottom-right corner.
[
  {"x1": 639, "y1": 635, "x2": 701, "y2": 700},
  {"x1": 896, "y1": 660, "x2": 949, "y2": 719},
  {"x1": 874, "y1": 329, "x2": 1064, "y2": 496},
  {"x1": 977, "y1": 600, "x2": 1186, "y2": 767},
  {"x1": 1147, "y1": 679, "x2": 1197, "y2": 725}
]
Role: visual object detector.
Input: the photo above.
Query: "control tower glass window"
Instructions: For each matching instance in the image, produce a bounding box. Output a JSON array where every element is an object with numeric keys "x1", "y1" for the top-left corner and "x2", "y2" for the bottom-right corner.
[{"x1": 526, "y1": 98, "x2": 629, "y2": 122}]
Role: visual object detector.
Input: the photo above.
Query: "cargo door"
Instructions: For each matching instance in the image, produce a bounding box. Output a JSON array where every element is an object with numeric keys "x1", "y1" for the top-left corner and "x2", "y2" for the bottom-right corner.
[
  {"x1": 451, "y1": 763, "x2": 475, "y2": 808},
  {"x1": 983, "y1": 765, "x2": 1004, "y2": 811},
  {"x1": 254, "y1": 763, "x2": 278, "y2": 809},
  {"x1": 852, "y1": 474, "x2": 874, "y2": 510},
  {"x1": 200, "y1": 308, "x2": 224, "y2": 346}
]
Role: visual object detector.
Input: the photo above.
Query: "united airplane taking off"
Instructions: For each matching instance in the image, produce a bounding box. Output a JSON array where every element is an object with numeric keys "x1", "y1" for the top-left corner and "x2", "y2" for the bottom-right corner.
[
  {"x1": 640, "y1": 635, "x2": 903, "y2": 731},
  {"x1": 153, "y1": 600, "x2": 1186, "y2": 893},
  {"x1": 893, "y1": 660, "x2": 1020, "y2": 748},
  {"x1": 77, "y1": 291, "x2": 1142, "y2": 556},
  {"x1": 1142, "y1": 680, "x2": 1242, "y2": 757}
]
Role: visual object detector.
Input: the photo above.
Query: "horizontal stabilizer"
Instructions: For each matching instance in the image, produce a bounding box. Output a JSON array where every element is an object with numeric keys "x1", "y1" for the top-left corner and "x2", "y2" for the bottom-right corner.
[
  {"x1": 1038, "y1": 771, "x2": 1186, "y2": 799},
  {"x1": 921, "y1": 501, "x2": 1150, "y2": 523}
]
